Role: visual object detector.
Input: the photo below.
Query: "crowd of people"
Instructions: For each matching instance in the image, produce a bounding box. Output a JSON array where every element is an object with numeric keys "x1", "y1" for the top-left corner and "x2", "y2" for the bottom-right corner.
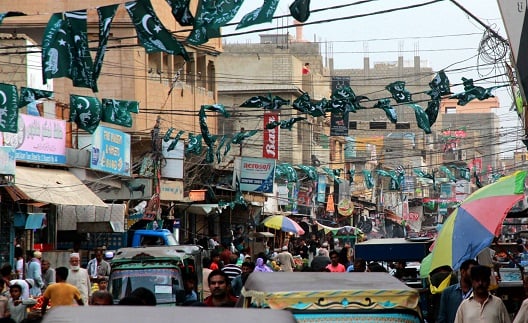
[{"x1": 0, "y1": 247, "x2": 114, "y2": 323}]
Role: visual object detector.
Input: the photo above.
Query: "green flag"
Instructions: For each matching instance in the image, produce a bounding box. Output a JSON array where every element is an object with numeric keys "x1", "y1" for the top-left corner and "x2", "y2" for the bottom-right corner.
[
  {"x1": 126, "y1": 0, "x2": 189, "y2": 60},
  {"x1": 407, "y1": 103, "x2": 431, "y2": 134},
  {"x1": 64, "y1": 10, "x2": 97, "y2": 91},
  {"x1": 18, "y1": 87, "x2": 54, "y2": 108},
  {"x1": 165, "y1": 0, "x2": 194, "y2": 26},
  {"x1": 362, "y1": 169, "x2": 374, "y2": 189},
  {"x1": 0, "y1": 83, "x2": 19, "y2": 133},
  {"x1": 231, "y1": 129, "x2": 258, "y2": 144},
  {"x1": 386, "y1": 81, "x2": 412, "y2": 103},
  {"x1": 101, "y1": 98, "x2": 139, "y2": 127},
  {"x1": 185, "y1": 133, "x2": 203, "y2": 156},
  {"x1": 373, "y1": 99, "x2": 397, "y2": 123},
  {"x1": 168, "y1": 130, "x2": 185, "y2": 151},
  {"x1": 236, "y1": 0, "x2": 280, "y2": 30},
  {"x1": 289, "y1": 0, "x2": 310, "y2": 22},
  {"x1": 93, "y1": 5, "x2": 119, "y2": 82},
  {"x1": 187, "y1": 0, "x2": 245, "y2": 45},
  {"x1": 70, "y1": 94, "x2": 102, "y2": 134},
  {"x1": 42, "y1": 13, "x2": 75, "y2": 85}
]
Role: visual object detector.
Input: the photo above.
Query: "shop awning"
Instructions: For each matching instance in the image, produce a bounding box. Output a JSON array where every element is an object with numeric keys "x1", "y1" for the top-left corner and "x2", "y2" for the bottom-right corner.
[
  {"x1": 25, "y1": 213, "x2": 46, "y2": 230},
  {"x1": 12, "y1": 166, "x2": 107, "y2": 207},
  {"x1": 175, "y1": 204, "x2": 221, "y2": 216}
]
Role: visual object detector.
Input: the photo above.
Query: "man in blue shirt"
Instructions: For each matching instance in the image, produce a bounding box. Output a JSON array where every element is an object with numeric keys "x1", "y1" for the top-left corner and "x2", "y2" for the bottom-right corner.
[{"x1": 437, "y1": 259, "x2": 478, "y2": 323}]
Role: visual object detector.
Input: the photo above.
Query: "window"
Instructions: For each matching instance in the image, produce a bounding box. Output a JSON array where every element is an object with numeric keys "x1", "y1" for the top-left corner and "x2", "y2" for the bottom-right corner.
[
  {"x1": 395, "y1": 122, "x2": 410, "y2": 129},
  {"x1": 348, "y1": 121, "x2": 357, "y2": 129},
  {"x1": 369, "y1": 122, "x2": 387, "y2": 130},
  {"x1": 445, "y1": 107, "x2": 456, "y2": 114}
]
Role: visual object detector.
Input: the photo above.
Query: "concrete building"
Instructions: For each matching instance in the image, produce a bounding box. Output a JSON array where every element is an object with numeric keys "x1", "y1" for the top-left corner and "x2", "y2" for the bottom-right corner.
[
  {"x1": 0, "y1": 1, "x2": 222, "y2": 256},
  {"x1": 217, "y1": 33, "x2": 332, "y2": 167}
]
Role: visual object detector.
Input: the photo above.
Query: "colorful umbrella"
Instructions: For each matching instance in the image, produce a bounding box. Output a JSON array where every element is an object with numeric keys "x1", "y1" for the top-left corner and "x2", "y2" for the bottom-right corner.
[
  {"x1": 261, "y1": 215, "x2": 305, "y2": 235},
  {"x1": 429, "y1": 170, "x2": 526, "y2": 271}
]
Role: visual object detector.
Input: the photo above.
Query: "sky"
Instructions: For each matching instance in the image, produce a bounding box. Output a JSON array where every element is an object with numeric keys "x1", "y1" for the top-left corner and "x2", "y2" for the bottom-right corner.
[{"x1": 222, "y1": 0, "x2": 522, "y2": 157}]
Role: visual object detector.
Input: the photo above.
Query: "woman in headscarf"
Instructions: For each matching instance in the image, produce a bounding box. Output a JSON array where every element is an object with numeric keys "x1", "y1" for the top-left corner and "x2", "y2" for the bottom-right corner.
[{"x1": 253, "y1": 258, "x2": 273, "y2": 272}]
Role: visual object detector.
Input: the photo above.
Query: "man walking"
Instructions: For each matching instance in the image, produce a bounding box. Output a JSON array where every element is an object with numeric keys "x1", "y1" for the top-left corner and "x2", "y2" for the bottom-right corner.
[
  {"x1": 26, "y1": 250, "x2": 44, "y2": 296},
  {"x1": 41, "y1": 259, "x2": 56, "y2": 290},
  {"x1": 454, "y1": 265, "x2": 510, "y2": 323},
  {"x1": 87, "y1": 248, "x2": 111, "y2": 285},
  {"x1": 66, "y1": 253, "x2": 91, "y2": 305},
  {"x1": 276, "y1": 246, "x2": 295, "y2": 272},
  {"x1": 41, "y1": 267, "x2": 83, "y2": 315},
  {"x1": 326, "y1": 250, "x2": 346, "y2": 272},
  {"x1": 437, "y1": 259, "x2": 478, "y2": 323},
  {"x1": 203, "y1": 270, "x2": 238, "y2": 307}
]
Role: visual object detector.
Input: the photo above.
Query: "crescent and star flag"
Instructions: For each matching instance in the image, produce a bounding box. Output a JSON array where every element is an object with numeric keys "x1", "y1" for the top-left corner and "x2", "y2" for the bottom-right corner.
[
  {"x1": 289, "y1": 0, "x2": 310, "y2": 22},
  {"x1": 126, "y1": 0, "x2": 189, "y2": 60},
  {"x1": 187, "y1": 0, "x2": 245, "y2": 45},
  {"x1": 101, "y1": 98, "x2": 139, "y2": 128},
  {"x1": 0, "y1": 83, "x2": 19, "y2": 133},
  {"x1": 93, "y1": 5, "x2": 119, "y2": 82},
  {"x1": 237, "y1": 0, "x2": 280, "y2": 30},
  {"x1": 42, "y1": 13, "x2": 96, "y2": 91},
  {"x1": 70, "y1": 94, "x2": 102, "y2": 134},
  {"x1": 165, "y1": 0, "x2": 195, "y2": 26},
  {"x1": 18, "y1": 87, "x2": 54, "y2": 108},
  {"x1": 386, "y1": 81, "x2": 412, "y2": 103}
]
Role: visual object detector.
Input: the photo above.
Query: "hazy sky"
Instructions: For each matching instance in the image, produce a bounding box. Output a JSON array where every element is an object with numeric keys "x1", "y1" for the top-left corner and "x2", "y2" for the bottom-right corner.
[{"x1": 222, "y1": 0, "x2": 522, "y2": 156}]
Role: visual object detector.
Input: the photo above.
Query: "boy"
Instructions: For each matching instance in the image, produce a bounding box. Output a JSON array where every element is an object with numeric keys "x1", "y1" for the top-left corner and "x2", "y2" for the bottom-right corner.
[{"x1": 8, "y1": 284, "x2": 36, "y2": 323}]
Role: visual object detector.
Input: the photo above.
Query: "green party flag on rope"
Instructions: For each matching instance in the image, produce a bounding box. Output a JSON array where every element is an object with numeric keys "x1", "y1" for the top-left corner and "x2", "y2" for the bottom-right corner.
[
  {"x1": 407, "y1": 104, "x2": 431, "y2": 134},
  {"x1": 185, "y1": 133, "x2": 203, "y2": 156},
  {"x1": 386, "y1": 81, "x2": 412, "y2": 103},
  {"x1": 199, "y1": 104, "x2": 229, "y2": 147},
  {"x1": 297, "y1": 164, "x2": 317, "y2": 181},
  {"x1": 101, "y1": 98, "x2": 139, "y2": 127},
  {"x1": 237, "y1": 0, "x2": 280, "y2": 29},
  {"x1": 42, "y1": 13, "x2": 96, "y2": 90},
  {"x1": 289, "y1": 0, "x2": 310, "y2": 22},
  {"x1": 240, "y1": 94, "x2": 289, "y2": 110},
  {"x1": 373, "y1": 99, "x2": 397, "y2": 123},
  {"x1": 187, "y1": 0, "x2": 245, "y2": 45},
  {"x1": 231, "y1": 129, "x2": 258, "y2": 144},
  {"x1": 362, "y1": 169, "x2": 374, "y2": 189},
  {"x1": 69, "y1": 94, "x2": 102, "y2": 134},
  {"x1": 64, "y1": 10, "x2": 97, "y2": 91},
  {"x1": 93, "y1": 5, "x2": 119, "y2": 82},
  {"x1": 165, "y1": 0, "x2": 194, "y2": 26},
  {"x1": 439, "y1": 165, "x2": 456, "y2": 182},
  {"x1": 0, "y1": 83, "x2": 19, "y2": 133},
  {"x1": 449, "y1": 77, "x2": 506, "y2": 106},
  {"x1": 168, "y1": 130, "x2": 185, "y2": 151},
  {"x1": 126, "y1": 0, "x2": 189, "y2": 60},
  {"x1": 266, "y1": 117, "x2": 305, "y2": 130},
  {"x1": 18, "y1": 87, "x2": 54, "y2": 108}
]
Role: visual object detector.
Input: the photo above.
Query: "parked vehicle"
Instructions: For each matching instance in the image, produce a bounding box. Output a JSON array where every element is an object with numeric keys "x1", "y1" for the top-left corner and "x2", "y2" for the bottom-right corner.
[
  {"x1": 109, "y1": 245, "x2": 203, "y2": 305},
  {"x1": 129, "y1": 229, "x2": 177, "y2": 247},
  {"x1": 237, "y1": 272, "x2": 423, "y2": 322},
  {"x1": 42, "y1": 306, "x2": 298, "y2": 323}
]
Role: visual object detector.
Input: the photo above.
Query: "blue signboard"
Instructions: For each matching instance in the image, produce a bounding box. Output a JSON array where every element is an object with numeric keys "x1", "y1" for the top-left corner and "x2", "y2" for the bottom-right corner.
[
  {"x1": 91, "y1": 126, "x2": 131, "y2": 176},
  {"x1": 239, "y1": 157, "x2": 275, "y2": 193}
]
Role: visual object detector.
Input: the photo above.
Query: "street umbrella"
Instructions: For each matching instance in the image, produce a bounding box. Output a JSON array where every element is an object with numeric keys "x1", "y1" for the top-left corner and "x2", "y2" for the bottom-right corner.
[
  {"x1": 261, "y1": 215, "x2": 305, "y2": 235},
  {"x1": 428, "y1": 170, "x2": 527, "y2": 272}
]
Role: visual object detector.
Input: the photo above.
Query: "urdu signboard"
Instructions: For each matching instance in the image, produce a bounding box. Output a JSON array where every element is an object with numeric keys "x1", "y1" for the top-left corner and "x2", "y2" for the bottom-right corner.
[{"x1": 3, "y1": 114, "x2": 66, "y2": 164}]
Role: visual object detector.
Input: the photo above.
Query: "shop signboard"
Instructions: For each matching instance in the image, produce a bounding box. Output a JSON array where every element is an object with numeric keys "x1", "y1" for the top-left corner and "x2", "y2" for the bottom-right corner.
[
  {"x1": 91, "y1": 126, "x2": 131, "y2": 176},
  {"x1": 0, "y1": 146, "x2": 15, "y2": 175},
  {"x1": 238, "y1": 157, "x2": 275, "y2": 193},
  {"x1": 3, "y1": 114, "x2": 66, "y2": 164}
]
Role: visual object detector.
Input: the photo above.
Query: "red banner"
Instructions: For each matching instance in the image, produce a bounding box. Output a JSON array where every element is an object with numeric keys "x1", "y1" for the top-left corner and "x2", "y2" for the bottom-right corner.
[{"x1": 263, "y1": 112, "x2": 279, "y2": 159}]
